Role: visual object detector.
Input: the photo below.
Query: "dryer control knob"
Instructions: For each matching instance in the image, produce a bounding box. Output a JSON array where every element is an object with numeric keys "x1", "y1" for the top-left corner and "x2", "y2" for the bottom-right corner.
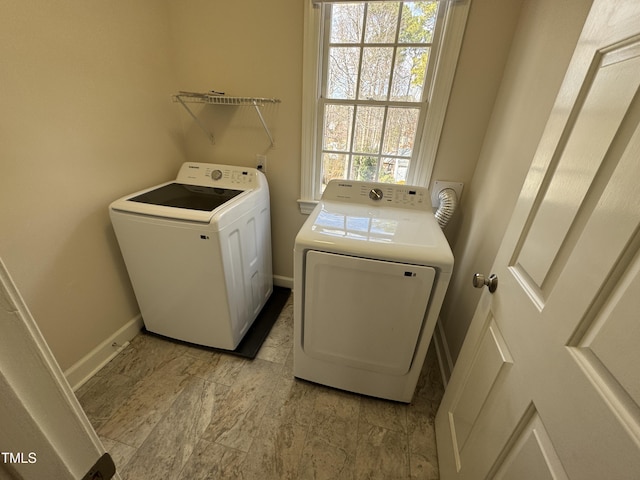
[
  {"x1": 369, "y1": 188, "x2": 383, "y2": 201},
  {"x1": 211, "y1": 169, "x2": 223, "y2": 181}
]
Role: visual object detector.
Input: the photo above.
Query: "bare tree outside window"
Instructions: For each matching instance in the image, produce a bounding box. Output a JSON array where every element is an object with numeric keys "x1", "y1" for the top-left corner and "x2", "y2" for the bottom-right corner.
[{"x1": 320, "y1": 1, "x2": 439, "y2": 190}]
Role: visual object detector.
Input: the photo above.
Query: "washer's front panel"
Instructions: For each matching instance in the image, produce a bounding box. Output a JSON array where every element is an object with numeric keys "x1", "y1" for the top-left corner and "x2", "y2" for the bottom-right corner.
[
  {"x1": 110, "y1": 211, "x2": 234, "y2": 347},
  {"x1": 302, "y1": 250, "x2": 436, "y2": 376}
]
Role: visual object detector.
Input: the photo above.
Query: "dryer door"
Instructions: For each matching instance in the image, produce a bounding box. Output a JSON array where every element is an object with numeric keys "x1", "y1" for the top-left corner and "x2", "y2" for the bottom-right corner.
[{"x1": 303, "y1": 250, "x2": 436, "y2": 375}]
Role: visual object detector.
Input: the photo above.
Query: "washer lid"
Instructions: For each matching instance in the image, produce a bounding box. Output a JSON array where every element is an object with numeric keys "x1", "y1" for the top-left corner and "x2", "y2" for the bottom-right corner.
[
  {"x1": 110, "y1": 181, "x2": 253, "y2": 223},
  {"x1": 128, "y1": 183, "x2": 242, "y2": 211},
  {"x1": 109, "y1": 162, "x2": 268, "y2": 224}
]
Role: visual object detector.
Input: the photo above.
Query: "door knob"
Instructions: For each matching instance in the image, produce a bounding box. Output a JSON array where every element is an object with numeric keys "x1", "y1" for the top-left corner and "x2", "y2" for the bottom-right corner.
[{"x1": 473, "y1": 273, "x2": 498, "y2": 293}]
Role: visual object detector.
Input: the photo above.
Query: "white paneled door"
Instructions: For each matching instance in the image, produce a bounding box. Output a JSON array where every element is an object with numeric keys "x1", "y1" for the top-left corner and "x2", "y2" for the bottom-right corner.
[{"x1": 435, "y1": 1, "x2": 640, "y2": 478}]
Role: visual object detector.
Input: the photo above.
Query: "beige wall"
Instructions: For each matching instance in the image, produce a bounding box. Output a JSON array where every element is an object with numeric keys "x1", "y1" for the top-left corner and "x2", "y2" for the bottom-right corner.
[
  {"x1": 0, "y1": 1, "x2": 185, "y2": 370},
  {"x1": 438, "y1": 0, "x2": 594, "y2": 363},
  {"x1": 431, "y1": 0, "x2": 524, "y2": 194},
  {"x1": 0, "y1": 0, "x2": 594, "y2": 374}
]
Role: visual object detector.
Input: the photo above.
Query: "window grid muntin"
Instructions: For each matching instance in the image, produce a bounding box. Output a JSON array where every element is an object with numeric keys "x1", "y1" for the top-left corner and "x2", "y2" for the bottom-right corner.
[
  {"x1": 321, "y1": 100, "x2": 421, "y2": 185},
  {"x1": 318, "y1": 1, "x2": 436, "y2": 194},
  {"x1": 319, "y1": 99, "x2": 427, "y2": 189}
]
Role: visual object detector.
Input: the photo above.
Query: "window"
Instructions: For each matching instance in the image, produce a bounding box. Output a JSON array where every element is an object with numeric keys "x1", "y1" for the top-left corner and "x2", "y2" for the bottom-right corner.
[
  {"x1": 321, "y1": 2, "x2": 437, "y2": 187},
  {"x1": 300, "y1": 0, "x2": 470, "y2": 213}
]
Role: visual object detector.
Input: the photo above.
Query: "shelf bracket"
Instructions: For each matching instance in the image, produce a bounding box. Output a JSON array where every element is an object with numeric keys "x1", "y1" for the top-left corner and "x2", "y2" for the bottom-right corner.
[
  {"x1": 252, "y1": 100, "x2": 276, "y2": 147},
  {"x1": 175, "y1": 95, "x2": 216, "y2": 144},
  {"x1": 173, "y1": 92, "x2": 280, "y2": 147}
]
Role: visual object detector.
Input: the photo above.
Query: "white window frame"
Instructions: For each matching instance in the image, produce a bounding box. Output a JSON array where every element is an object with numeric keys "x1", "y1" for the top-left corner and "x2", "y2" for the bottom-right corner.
[{"x1": 299, "y1": 0, "x2": 471, "y2": 214}]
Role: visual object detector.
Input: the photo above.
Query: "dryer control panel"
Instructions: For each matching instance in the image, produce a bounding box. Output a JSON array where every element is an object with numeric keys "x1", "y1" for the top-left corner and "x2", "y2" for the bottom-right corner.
[
  {"x1": 322, "y1": 179, "x2": 430, "y2": 210},
  {"x1": 176, "y1": 162, "x2": 259, "y2": 189}
]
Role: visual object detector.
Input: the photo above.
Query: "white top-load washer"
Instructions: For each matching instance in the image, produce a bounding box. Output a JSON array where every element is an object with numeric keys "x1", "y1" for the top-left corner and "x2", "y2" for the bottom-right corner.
[
  {"x1": 294, "y1": 180, "x2": 453, "y2": 402},
  {"x1": 110, "y1": 162, "x2": 272, "y2": 350}
]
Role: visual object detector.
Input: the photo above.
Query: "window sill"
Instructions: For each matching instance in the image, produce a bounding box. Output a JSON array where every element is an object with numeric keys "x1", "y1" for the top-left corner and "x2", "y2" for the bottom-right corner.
[{"x1": 297, "y1": 199, "x2": 318, "y2": 215}]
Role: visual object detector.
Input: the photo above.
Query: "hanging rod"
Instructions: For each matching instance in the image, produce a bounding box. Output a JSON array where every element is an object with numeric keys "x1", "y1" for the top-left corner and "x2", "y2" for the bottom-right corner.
[{"x1": 173, "y1": 92, "x2": 281, "y2": 146}]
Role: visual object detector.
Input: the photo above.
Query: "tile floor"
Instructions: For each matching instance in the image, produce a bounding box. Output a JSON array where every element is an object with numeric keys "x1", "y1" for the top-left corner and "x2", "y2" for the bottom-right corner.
[{"x1": 76, "y1": 294, "x2": 444, "y2": 479}]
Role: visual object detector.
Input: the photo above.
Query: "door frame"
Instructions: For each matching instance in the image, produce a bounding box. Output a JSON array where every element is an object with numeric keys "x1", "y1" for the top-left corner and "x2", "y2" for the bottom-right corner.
[{"x1": 0, "y1": 258, "x2": 118, "y2": 479}]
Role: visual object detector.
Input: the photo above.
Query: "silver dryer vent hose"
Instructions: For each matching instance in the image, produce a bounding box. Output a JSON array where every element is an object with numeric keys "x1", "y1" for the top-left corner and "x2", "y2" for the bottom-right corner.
[{"x1": 435, "y1": 188, "x2": 458, "y2": 229}]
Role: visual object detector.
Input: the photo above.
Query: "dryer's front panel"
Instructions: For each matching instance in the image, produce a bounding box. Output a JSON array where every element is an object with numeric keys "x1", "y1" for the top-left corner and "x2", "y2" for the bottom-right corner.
[{"x1": 302, "y1": 250, "x2": 435, "y2": 376}]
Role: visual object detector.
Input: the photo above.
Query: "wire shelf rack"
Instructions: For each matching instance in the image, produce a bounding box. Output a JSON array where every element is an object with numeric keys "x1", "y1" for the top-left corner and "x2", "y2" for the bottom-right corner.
[{"x1": 173, "y1": 91, "x2": 281, "y2": 146}]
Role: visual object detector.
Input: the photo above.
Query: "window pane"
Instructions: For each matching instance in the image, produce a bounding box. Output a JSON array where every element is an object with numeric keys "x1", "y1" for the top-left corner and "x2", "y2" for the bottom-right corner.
[
  {"x1": 390, "y1": 47, "x2": 429, "y2": 102},
  {"x1": 364, "y1": 2, "x2": 400, "y2": 44},
  {"x1": 378, "y1": 158, "x2": 409, "y2": 183},
  {"x1": 399, "y1": 1, "x2": 439, "y2": 44},
  {"x1": 359, "y1": 47, "x2": 393, "y2": 101},
  {"x1": 351, "y1": 155, "x2": 379, "y2": 182},
  {"x1": 382, "y1": 107, "x2": 419, "y2": 156},
  {"x1": 353, "y1": 106, "x2": 385, "y2": 154},
  {"x1": 330, "y1": 3, "x2": 364, "y2": 43},
  {"x1": 323, "y1": 104, "x2": 354, "y2": 151},
  {"x1": 322, "y1": 153, "x2": 349, "y2": 188},
  {"x1": 327, "y1": 47, "x2": 360, "y2": 99}
]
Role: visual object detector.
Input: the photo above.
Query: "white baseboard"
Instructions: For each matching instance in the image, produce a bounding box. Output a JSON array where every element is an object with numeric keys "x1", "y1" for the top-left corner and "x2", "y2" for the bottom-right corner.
[
  {"x1": 65, "y1": 314, "x2": 143, "y2": 391},
  {"x1": 273, "y1": 275, "x2": 293, "y2": 290},
  {"x1": 66, "y1": 275, "x2": 292, "y2": 391},
  {"x1": 433, "y1": 318, "x2": 454, "y2": 387}
]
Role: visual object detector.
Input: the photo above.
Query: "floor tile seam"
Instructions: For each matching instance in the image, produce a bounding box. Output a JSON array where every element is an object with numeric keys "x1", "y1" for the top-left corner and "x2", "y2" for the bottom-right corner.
[
  {"x1": 183, "y1": 391, "x2": 216, "y2": 444},
  {"x1": 126, "y1": 388, "x2": 217, "y2": 479},
  {"x1": 98, "y1": 418, "x2": 153, "y2": 455},
  {"x1": 98, "y1": 436, "x2": 137, "y2": 474},
  {"x1": 290, "y1": 399, "x2": 325, "y2": 479},
  {"x1": 97, "y1": 371, "x2": 196, "y2": 450},
  {"x1": 289, "y1": 427, "x2": 309, "y2": 480},
  {"x1": 359, "y1": 419, "x2": 410, "y2": 435},
  {"x1": 352, "y1": 398, "x2": 365, "y2": 471},
  {"x1": 260, "y1": 347, "x2": 287, "y2": 368},
  {"x1": 165, "y1": 431, "x2": 209, "y2": 480},
  {"x1": 192, "y1": 369, "x2": 242, "y2": 389},
  {"x1": 244, "y1": 416, "x2": 308, "y2": 480},
  {"x1": 355, "y1": 418, "x2": 414, "y2": 478},
  {"x1": 358, "y1": 406, "x2": 411, "y2": 435},
  {"x1": 205, "y1": 395, "x2": 270, "y2": 450},
  {"x1": 210, "y1": 439, "x2": 246, "y2": 455},
  {"x1": 180, "y1": 375, "x2": 235, "y2": 443},
  {"x1": 300, "y1": 430, "x2": 354, "y2": 474},
  {"x1": 405, "y1": 422, "x2": 412, "y2": 480},
  {"x1": 99, "y1": 432, "x2": 139, "y2": 451},
  {"x1": 77, "y1": 368, "x2": 141, "y2": 400},
  {"x1": 79, "y1": 379, "x2": 133, "y2": 430},
  {"x1": 213, "y1": 436, "x2": 256, "y2": 457},
  {"x1": 226, "y1": 374, "x2": 285, "y2": 454},
  {"x1": 173, "y1": 437, "x2": 216, "y2": 480},
  {"x1": 197, "y1": 376, "x2": 233, "y2": 403},
  {"x1": 252, "y1": 357, "x2": 288, "y2": 396}
]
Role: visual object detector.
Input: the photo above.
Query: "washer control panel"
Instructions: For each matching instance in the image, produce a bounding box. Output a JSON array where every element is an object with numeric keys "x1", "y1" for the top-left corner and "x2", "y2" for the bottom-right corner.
[
  {"x1": 322, "y1": 180, "x2": 430, "y2": 209},
  {"x1": 176, "y1": 162, "x2": 258, "y2": 188}
]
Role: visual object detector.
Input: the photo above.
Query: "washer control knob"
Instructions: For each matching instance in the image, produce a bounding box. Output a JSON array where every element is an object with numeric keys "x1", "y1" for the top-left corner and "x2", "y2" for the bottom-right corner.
[
  {"x1": 211, "y1": 169, "x2": 223, "y2": 181},
  {"x1": 369, "y1": 188, "x2": 383, "y2": 201}
]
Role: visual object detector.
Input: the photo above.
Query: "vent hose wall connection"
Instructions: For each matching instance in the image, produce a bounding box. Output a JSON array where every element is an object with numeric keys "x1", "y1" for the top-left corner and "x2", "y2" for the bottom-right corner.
[{"x1": 435, "y1": 188, "x2": 458, "y2": 229}]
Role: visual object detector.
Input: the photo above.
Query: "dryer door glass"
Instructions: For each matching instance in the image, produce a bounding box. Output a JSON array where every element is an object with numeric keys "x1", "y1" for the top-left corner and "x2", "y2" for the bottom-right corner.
[{"x1": 302, "y1": 250, "x2": 435, "y2": 375}]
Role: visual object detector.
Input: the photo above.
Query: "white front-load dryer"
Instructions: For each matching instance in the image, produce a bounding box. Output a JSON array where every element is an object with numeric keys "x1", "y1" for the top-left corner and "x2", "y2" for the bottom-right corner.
[
  {"x1": 110, "y1": 162, "x2": 272, "y2": 350},
  {"x1": 293, "y1": 180, "x2": 453, "y2": 402}
]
